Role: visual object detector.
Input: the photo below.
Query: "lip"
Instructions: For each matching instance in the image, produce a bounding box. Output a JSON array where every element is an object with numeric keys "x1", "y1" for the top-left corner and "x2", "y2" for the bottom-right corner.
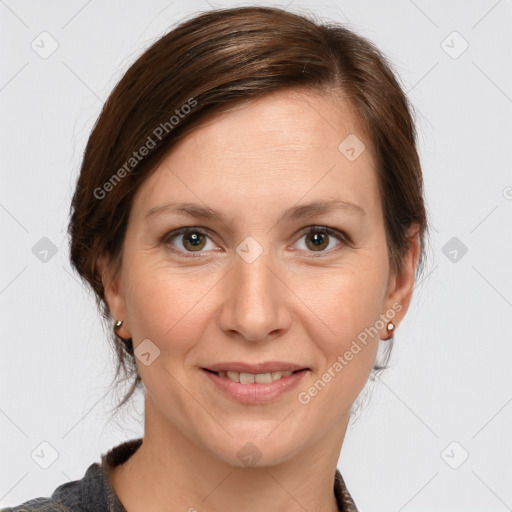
[
  {"x1": 203, "y1": 361, "x2": 309, "y2": 373},
  {"x1": 202, "y1": 368, "x2": 309, "y2": 404}
]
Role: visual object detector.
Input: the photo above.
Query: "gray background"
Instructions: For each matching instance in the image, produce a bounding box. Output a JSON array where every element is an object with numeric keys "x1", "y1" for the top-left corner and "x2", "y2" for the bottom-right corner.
[{"x1": 1, "y1": 1, "x2": 511, "y2": 510}]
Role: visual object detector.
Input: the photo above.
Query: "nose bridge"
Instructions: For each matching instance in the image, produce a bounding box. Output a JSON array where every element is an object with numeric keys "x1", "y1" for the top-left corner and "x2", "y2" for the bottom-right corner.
[{"x1": 219, "y1": 243, "x2": 289, "y2": 341}]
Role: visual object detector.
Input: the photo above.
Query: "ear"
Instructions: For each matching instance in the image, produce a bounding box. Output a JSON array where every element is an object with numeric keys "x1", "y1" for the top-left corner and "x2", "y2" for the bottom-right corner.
[
  {"x1": 380, "y1": 223, "x2": 421, "y2": 337},
  {"x1": 97, "y1": 253, "x2": 131, "y2": 339}
]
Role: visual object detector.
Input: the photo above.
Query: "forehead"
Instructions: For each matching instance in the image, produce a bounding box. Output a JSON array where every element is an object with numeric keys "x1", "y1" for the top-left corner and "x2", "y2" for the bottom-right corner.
[{"x1": 131, "y1": 89, "x2": 381, "y2": 223}]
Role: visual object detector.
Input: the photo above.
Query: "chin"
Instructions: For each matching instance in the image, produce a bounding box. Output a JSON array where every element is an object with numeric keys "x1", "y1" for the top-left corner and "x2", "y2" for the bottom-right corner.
[{"x1": 200, "y1": 424, "x2": 306, "y2": 469}]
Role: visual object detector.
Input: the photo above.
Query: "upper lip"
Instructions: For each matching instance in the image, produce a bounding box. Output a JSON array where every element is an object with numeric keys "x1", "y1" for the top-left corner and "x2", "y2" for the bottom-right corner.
[{"x1": 203, "y1": 361, "x2": 309, "y2": 374}]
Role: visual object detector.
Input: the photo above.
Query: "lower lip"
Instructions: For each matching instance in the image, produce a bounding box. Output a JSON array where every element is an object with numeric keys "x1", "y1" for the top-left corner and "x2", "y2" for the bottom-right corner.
[{"x1": 201, "y1": 369, "x2": 308, "y2": 404}]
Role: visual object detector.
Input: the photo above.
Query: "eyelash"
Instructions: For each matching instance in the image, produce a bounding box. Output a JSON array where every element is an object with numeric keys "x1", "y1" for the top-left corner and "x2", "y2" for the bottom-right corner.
[{"x1": 161, "y1": 225, "x2": 351, "y2": 258}]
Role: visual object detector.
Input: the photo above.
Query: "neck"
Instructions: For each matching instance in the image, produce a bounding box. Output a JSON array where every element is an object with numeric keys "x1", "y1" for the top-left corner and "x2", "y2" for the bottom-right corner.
[{"x1": 110, "y1": 394, "x2": 349, "y2": 512}]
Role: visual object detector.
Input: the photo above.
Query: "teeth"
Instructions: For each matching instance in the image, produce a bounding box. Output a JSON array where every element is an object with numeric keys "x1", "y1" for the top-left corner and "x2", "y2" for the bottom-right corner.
[
  {"x1": 240, "y1": 372, "x2": 255, "y2": 384},
  {"x1": 217, "y1": 370, "x2": 294, "y2": 384},
  {"x1": 255, "y1": 373, "x2": 272, "y2": 384},
  {"x1": 227, "y1": 370, "x2": 239, "y2": 381}
]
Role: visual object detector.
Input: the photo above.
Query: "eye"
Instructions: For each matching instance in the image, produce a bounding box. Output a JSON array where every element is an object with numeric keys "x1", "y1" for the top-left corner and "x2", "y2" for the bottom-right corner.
[
  {"x1": 162, "y1": 225, "x2": 349, "y2": 257},
  {"x1": 163, "y1": 227, "x2": 216, "y2": 255},
  {"x1": 294, "y1": 225, "x2": 347, "y2": 256}
]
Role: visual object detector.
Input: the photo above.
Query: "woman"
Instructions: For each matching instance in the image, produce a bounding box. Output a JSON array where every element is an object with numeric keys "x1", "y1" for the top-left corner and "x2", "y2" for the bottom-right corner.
[{"x1": 2, "y1": 5, "x2": 429, "y2": 512}]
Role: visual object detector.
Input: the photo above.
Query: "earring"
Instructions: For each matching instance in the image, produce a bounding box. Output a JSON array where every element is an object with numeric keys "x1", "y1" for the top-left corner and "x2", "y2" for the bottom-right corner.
[
  {"x1": 384, "y1": 321, "x2": 395, "y2": 340},
  {"x1": 113, "y1": 319, "x2": 134, "y2": 354}
]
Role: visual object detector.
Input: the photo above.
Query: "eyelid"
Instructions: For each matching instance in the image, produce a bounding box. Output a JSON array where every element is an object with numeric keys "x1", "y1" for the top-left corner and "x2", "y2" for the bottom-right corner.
[{"x1": 162, "y1": 225, "x2": 350, "y2": 257}]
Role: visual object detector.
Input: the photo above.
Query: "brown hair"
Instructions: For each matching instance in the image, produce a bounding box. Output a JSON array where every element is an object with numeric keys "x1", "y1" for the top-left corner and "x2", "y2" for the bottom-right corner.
[{"x1": 67, "y1": 6, "x2": 430, "y2": 418}]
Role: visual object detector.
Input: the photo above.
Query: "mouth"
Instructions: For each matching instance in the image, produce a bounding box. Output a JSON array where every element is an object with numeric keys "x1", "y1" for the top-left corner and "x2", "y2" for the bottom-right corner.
[
  {"x1": 202, "y1": 368, "x2": 307, "y2": 384},
  {"x1": 201, "y1": 367, "x2": 309, "y2": 404}
]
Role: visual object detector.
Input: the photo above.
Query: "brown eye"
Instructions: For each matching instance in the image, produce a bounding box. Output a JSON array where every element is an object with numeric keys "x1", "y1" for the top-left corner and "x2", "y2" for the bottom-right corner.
[
  {"x1": 162, "y1": 225, "x2": 348, "y2": 258},
  {"x1": 164, "y1": 228, "x2": 213, "y2": 254},
  {"x1": 296, "y1": 226, "x2": 346, "y2": 254},
  {"x1": 305, "y1": 230, "x2": 329, "y2": 251},
  {"x1": 181, "y1": 231, "x2": 207, "y2": 251}
]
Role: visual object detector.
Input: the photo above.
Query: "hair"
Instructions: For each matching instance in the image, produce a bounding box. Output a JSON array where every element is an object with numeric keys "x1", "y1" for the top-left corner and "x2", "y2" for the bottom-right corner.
[{"x1": 67, "y1": 6, "x2": 431, "y2": 420}]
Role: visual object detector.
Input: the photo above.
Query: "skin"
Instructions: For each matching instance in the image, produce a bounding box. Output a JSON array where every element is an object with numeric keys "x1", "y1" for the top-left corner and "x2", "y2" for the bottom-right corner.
[{"x1": 99, "y1": 88, "x2": 420, "y2": 512}]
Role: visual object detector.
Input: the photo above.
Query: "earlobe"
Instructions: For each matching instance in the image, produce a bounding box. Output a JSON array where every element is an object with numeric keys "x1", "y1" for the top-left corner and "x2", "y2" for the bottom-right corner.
[
  {"x1": 381, "y1": 224, "x2": 421, "y2": 336},
  {"x1": 97, "y1": 253, "x2": 131, "y2": 338}
]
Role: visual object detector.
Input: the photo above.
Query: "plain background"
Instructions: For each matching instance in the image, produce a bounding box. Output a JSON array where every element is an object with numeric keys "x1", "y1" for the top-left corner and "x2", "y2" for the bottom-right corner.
[{"x1": 1, "y1": 1, "x2": 511, "y2": 510}]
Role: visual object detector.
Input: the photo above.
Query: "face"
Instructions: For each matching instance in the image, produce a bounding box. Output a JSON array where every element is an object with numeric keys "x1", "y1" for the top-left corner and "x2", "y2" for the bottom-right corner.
[{"x1": 101, "y1": 88, "x2": 418, "y2": 468}]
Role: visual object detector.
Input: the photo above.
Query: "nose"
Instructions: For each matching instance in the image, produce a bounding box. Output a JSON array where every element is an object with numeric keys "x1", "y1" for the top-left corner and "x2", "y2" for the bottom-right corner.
[{"x1": 217, "y1": 247, "x2": 292, "y2": 343}]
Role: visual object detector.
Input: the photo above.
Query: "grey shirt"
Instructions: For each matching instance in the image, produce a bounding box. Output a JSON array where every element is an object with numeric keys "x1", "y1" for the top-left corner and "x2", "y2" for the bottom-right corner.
[{"x1": 1, "y1": 438, "x2": 359, "y2": 511}]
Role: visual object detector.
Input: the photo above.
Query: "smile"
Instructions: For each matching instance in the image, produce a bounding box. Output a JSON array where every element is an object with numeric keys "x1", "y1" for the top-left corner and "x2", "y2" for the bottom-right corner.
[
  {"x1": 208, "y1": 369, "x2": 297, "y2": 384},
  {"x1": 201, "y1": 368, "x2": 309, "y2": 404}
]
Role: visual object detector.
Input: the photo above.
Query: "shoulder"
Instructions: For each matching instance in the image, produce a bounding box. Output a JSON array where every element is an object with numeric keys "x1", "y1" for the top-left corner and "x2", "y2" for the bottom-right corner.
[
  {"x1": 1, "y1": 499, "x2": 72, "y2": 511},
  {"x1": 0, "y1": 461, "x2": 107, "y2": 512},
  {"x1": 1, "y1": 438, "x2": 143, "y2": 512},
  {"x1": 334, "y1": 468, "x2": 359, "y2": 512}
]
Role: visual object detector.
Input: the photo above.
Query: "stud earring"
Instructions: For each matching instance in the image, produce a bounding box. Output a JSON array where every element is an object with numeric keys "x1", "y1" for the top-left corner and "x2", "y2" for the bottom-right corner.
[
  {"x1": 384, "y1": 321, "x2": 395, "y2": 340},
  {"x1": 113, "y1": 319, "x2": 134, "y2": 354}
]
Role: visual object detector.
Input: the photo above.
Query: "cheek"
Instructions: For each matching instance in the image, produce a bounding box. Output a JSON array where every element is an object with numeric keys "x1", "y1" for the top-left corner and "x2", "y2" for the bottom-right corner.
[
  {"x1": 123, "y1": 259, "x2": 218, "y2": 350},
  {"x1": 301, "y1": 264, "x2": 386, "y2": 349},
  {"x1": 300, "y1": 265, "x2": 386, "y2": 401},
  {"x1": 125, "y1": 247, "x2": 387, "y2": 352},
  {"x1": 294, "y1": 272, "x2": 385, "y2": 417},
  {"x1": 123, "y1": 271, "x2": 207, "y2": 400}
]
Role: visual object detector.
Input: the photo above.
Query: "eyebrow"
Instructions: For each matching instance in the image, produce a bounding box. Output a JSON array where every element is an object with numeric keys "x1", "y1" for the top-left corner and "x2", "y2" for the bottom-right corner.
[{"x1": 143, "y1": 198, "x2": 366, "y2": 224}]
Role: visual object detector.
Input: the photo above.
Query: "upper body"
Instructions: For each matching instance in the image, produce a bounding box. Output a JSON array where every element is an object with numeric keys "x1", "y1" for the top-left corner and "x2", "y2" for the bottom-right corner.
[{"x1": 0, "y1": 438, "x2": 359, "y2": 512}]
